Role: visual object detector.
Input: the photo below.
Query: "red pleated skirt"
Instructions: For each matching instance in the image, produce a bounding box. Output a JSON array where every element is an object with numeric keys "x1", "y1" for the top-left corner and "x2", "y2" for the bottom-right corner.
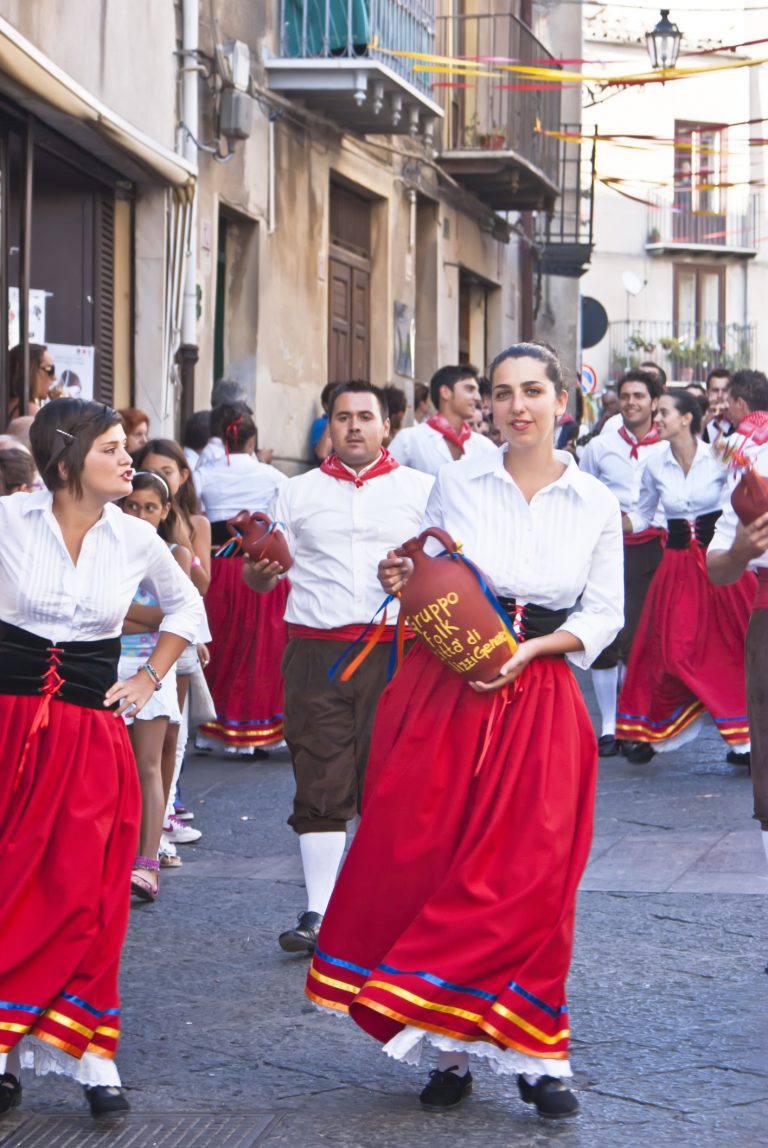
[
  {"x1": 306, "y1": 645, "x2": 597, "y2": 1065},
  {"x1": 0, "y1": 695, "x2": 139, "y2": 1061},
  {"x1": 199, "y1": 557, "x2": 289, "y2": 748},
  {"x1": 616, "y1": 547, "x2": 755, "y2": 747}
]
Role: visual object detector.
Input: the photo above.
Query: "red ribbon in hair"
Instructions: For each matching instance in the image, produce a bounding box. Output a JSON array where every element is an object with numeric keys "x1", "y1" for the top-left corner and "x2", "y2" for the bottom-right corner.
[
  {"x1": 618, "y1": 424, "x2": 661, "y2": 460},
  {"x1": 427, "y1": 413, "x2": 472, "y2": 452},
  {"x1": 224, "y1": 416, "x2": 244, "y2": 464},
  {"x1": 320, "y1": 449, "x2": 399, "y2": 488}
]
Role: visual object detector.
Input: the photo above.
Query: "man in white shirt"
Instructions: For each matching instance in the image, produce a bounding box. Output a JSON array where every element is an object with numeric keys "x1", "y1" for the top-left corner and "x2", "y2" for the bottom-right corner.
[
  {"x1": 389, "y1": 365, "x2": 497, "y2": 475},
  {"x1": 580, "y1": 368, "x2": 666, "y2": 760},
  {"x1": 701, "y1": 368, "x2": 733, "y2": 445},
  {"x1": 243, "y1": 382, "x2": 433, "y2": 954}
]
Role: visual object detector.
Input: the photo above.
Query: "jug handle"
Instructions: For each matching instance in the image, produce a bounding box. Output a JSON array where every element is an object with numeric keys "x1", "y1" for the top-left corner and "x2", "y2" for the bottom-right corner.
[
  {"x1": 226, "y1": 510, "x2": 251, "y2": 538},
  {"x1": 395, "y1": 526, "x2": 458, "y2": 558}
]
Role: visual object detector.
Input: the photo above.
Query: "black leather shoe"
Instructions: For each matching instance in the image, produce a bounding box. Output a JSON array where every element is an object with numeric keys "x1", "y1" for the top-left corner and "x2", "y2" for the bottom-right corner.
[
  {"x1": 84, "y1": 1085, "x2": 130, "y2": 1116},
  {"x1": 624, "y1": 742, "x2": 655, "y2": 764},
  {"x1": 419, "y1": 1067, "x2": 473, "y2": 1110},
  {"x1": 726, "y1": 750, "x2": 750, "y2": 767},
  {"x1": 517, "y1": 1075, "x2": 579, "y2": 1119},
  {"x1": 278, "y1": 911, "x2": 323, "y2": 954},
  {"x1": 598, "y1": 734, "x2": 620, "y2": 757},
  {"x1": 0, "y1": 1073, "x2": 21, "y2": 1115}
]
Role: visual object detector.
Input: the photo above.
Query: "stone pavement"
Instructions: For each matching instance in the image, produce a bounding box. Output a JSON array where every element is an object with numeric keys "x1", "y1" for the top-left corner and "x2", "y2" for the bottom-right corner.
[{"x1": 2, "y1": 673, "x2": 767, "y2": 1147}]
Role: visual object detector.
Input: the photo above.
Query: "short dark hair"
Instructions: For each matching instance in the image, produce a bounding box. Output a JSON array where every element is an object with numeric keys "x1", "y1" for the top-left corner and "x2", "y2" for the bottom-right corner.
[
  {"x1": 639, "y1": 360, "x2": 667, "y2": 388},
  {"x1": 668, "y1": 389, "x2": 703, "y2": 436},
  {"x1": 328, "y1": 380, "x2": 389, "y2": 421},
  {"x1": 488, "y1": 343, "x2": 564, "y2": 395},
  {"x1": 29, "y1": 398, "x2": 122, "y2": 497},
  {"x1": 728, "y1": 369, "x2": 768, "y2": 412},
  {"x1": 429, "y1": 365, "x2": 479, "y2": 409},
  {"x1": 477, "y1": 376, "x2": 492, "y2": 400},
  {"x1": 618, "y1": 368, "x2": 664, "y2": 402},
  {"x1": 320, "y1": 382, "x2": 340, "y2": 411},
  {"x1": 126, "y1": 468, "x2": 178, "y2": 544},
  {"x1": 0, "y1": 448, "x2": 36, "y2": 492},
  {"x1": 414, "y1": 383, "x2": 430, "y2": 409},
  {"x1": 210, "y1": 400, "x2": 252, "y2": 440},
  {"x1": 706, "y1": 367, "x2": 730, "y2": 389},
  {"x1": 183, "y1": 410, "x2": 211, "y2": 452}
]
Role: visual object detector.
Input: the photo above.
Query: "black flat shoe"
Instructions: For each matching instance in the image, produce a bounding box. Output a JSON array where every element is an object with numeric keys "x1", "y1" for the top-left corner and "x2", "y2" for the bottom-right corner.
[
  {"x1": 84, "y1": 1085, "x2": 131, "y2": 1116},
  {"x1": 598, "y1": 734, "x2": 620, "y2": 758},
  {"x1": 517, "y1": 1075, "x2": 579, "y2": 1119},
  {"x1": 278, "y1": 911, "x2": 323, "y2": 954},
  {"x1": 624, "y1": 742, "x2": 655, "y2": 764},
  {"x1": 419, "y1": 1067, "x2": 473, "y2": 1111},
  {"x1": 0, "y1": 1072, "x2": 21, "y2": 1115},
  {"x1": 726, "y1": 750, "x2": 750, "y2": 767}
]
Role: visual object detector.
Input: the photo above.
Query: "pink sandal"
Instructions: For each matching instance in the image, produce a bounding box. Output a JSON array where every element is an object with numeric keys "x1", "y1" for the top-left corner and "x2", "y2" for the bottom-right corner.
[{"x1": 131, "y1": 855, "x2": 160, "y2": 902}]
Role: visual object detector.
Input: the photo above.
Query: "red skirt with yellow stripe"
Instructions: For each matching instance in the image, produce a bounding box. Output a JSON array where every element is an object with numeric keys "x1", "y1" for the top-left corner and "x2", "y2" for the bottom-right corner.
[
  {"x1": 305, "y1": 645, "x2": 597, "y2": 1073},
  {"x1": 0, "y1": 695, "x2": 139, "y2": 1063},
  {"x1": 616, "y1": 547, "x2": 755, "y2": 748},
  {"x1": 199, "y1": 556, "x2": 289, "y2": 748}
]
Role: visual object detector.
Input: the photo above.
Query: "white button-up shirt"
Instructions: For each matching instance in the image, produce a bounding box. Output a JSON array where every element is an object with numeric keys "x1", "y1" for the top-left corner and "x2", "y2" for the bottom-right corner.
[
  {"x1": 389, "y1": 422, "x2": 497, "y2": 476},
  {"x1": 196, "y1": 454, "x2": 287, "y2": 522},
  {"x1": 423, "y1": 448, "x2": 624, "y2": 669},
  {"x1": 277, "y1": 461, "x2": 434, "y2": 629},
  {"x1": 709, "y1": 440, "x2": 768, "y2": 571},
  {"x1": 0, "y1": 491, "x2": 204, "y2": 645},
  {"x1": 580, "y1": 423, "x2": 666, "y2": 523},
  {"x1": 628, "y1": 440, "x2": 727, "y2": 533}
]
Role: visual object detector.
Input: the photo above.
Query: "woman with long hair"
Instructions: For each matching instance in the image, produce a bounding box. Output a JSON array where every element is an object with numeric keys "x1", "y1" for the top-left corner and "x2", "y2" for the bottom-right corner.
[
  {"x1": 305, "y1": 344, "x2": 623, "y2": 1120},
  {"x1": 617, "y1": 390, "x2": 754, "y2": 757},
  {"x1": 0, "y1": 399, "x2": 202, "y2": 1116},
  {"x1": 7, "y1": 343, "x2": 57, "y2": 424}
]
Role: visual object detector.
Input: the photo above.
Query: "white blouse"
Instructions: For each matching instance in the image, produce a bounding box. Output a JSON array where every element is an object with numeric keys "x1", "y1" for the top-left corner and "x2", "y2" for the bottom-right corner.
[
  {"x1": 709, "y1": 440, "x2": 768, "y2": 571},
  {"x1": 628, "y1": 440, "x2": 727, "y2": 534},
  {"x1": 423, "y1": 448, "x2": 624, "y2": 670},
  {"x1": 195, "y1": 454, "x2": 288, "y2": 522},
  {"x1": 0, "y1": 491, "x2": 204, "y2": 645},
  {"x1": 389, "y1": 422, "x2": 497, "y2": 476}
]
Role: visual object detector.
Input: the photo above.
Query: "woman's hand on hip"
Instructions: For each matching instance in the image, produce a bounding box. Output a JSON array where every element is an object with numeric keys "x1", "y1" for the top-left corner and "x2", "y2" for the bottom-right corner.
[{"x1": 104, "y1": 671, "x2": 157, "y2": 718}]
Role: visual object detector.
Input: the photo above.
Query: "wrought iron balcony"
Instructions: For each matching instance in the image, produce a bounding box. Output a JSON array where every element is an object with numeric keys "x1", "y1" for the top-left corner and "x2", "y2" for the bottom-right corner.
[
  {"x1": 609, "y1": 320, "x2": 755, "y2": 383},
  {"x1": 266, "y1": 0, "x2": 441, "y2": 138},
  {"x1": 646, "y1": 191, "x2": 759, "y2": 257},
  {"x1": 433, "y1": 12, "x2": 561, "y2": 211},
  {"x1": 536, "y1": 124, "x2": 594, "y2": 277}
]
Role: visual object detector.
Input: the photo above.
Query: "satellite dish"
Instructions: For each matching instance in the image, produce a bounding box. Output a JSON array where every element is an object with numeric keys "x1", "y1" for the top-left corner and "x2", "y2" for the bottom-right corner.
[{"x1": 622, "y1": 271, "x2": 645, "y2": 297}]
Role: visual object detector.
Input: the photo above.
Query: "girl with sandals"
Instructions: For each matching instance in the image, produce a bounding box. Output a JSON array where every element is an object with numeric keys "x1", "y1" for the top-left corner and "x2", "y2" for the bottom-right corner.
[{"x1": 0, "y1": 400, "x2": 202, "y2": 1118}]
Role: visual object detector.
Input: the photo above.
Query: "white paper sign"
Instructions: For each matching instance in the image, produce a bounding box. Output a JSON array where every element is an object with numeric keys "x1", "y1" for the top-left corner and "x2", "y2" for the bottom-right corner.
[
  {"x1": 8, "y1": 287, "x2": 47, "y2": 347},
  {"x1": 46, "y1": 343, "x2": 95, "y2": 401}
]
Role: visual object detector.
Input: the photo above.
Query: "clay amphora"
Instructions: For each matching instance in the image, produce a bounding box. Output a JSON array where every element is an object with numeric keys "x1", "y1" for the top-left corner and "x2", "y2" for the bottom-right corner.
[
  {"x1": 226, "y1": 511, "x2": 293, "y2": 570},
  {"x1": 731, "y1": 467, "x2": 768, "y2": 525},
  {"x1": 395, "y1": 527, "x2": 516, "y2": 683}
]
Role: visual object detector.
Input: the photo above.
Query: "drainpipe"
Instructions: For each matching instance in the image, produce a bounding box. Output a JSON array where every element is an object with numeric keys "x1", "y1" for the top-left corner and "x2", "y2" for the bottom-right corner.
[
  {"x1": 518, "y1": 0, "x2": 534, "y2": 341},
  {"x1": 179, "y1": 0, "x2": 199, "y2": 428}
]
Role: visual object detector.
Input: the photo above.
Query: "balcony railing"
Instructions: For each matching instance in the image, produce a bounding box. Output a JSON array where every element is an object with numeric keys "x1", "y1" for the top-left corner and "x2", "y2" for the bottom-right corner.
[
  {"x1": 609, "y1": 320, "x2": 755, "y2": 383},
  {"x1": 433, "y1": 12, "x2": 561, "y2": 210},
  {"x1": 536, "y1": 123, "x2": 595, "y2": 277},
  {"x1": 646, "y1": 191, "x2": 759, "y2": 256},
  {"x1": 269, "y1": 1, "x2": 441, "y2": 136}
]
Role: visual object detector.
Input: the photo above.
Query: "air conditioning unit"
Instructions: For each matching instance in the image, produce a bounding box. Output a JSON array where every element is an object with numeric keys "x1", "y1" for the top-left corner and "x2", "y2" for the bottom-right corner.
[{"x1": 220, "y1": 88, "x2": 253, "y2": 140}]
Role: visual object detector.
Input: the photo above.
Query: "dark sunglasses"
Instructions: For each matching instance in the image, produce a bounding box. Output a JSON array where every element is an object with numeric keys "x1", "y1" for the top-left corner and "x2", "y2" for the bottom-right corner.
[{"x1": 40, "y1": 364, "x2": 56, "y2": 376}]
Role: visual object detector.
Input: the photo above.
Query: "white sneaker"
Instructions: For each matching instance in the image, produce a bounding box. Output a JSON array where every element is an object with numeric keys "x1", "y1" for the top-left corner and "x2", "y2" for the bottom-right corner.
[
  {"x1": 163, "y1": 815, "x2": 202, "y2": 844},
  {"x1": 159, "y1": 833, "x2": 177, "y2": 857}
]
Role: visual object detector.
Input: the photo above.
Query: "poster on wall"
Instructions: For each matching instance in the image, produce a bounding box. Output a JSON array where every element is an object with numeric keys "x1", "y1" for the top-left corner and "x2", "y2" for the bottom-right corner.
[
  {"x1": 46, "y1": 343, "x2": 95, "y2": 401},
  {"x1": 8, "y1": 287, "x2": 47, "y2": 347},
  {"x1": 394, "y1": 301, "x2": 416, "y2": 379}
]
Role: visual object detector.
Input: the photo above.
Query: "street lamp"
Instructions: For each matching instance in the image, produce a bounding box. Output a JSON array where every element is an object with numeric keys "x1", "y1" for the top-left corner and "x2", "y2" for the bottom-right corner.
[{"x1": 646, "y1": 9, "x2": 683, "y2": 70}]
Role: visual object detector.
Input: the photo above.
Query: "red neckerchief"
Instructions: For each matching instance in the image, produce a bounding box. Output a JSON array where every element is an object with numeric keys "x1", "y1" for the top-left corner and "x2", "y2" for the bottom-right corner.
[
  {"x1": 320, "y1": 449, "x2": 399, "y2": 489},
  {"x1": 427, "y1": 413, "x2": 472, "y2": 451},
  {"x1": 737, "y1": 410, "x2": 768, "y2": 446},
  {"x1": 618, "y1": 423, "x2": 661, "y2": 460}
]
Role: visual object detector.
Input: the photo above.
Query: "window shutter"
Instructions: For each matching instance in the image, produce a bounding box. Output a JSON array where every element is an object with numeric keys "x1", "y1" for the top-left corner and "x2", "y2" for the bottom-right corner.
[{"x1": 93, "y1": 190, "x2": 115, "y2": 404}]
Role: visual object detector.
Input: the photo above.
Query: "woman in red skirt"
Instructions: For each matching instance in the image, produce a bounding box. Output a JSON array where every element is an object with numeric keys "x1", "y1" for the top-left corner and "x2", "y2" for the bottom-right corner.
[
  {"x1": 194, "y1": 405, "x2": 289, "y2": 751},
  {"x1": 617, "y1": 391, "x2": 754, "y2": 758},
  {"x1": 0, "y1": 399, "x2": 202, "y2": 1117},
  {"x1": 305, "y1": 344, "x2": 623, "y2": 1120}
]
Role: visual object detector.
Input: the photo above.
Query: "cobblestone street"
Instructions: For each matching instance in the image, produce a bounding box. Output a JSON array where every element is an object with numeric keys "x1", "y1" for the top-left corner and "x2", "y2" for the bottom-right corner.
[{"x1": 2, "y1": 676, "x2": 766, "y2": 1147}]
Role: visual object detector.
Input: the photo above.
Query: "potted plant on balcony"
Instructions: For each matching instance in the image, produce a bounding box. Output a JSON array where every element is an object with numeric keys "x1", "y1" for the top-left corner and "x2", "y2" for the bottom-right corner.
[
  {"x1": 479, "y1": 124, "x2": 506, "y2": 150},
  {"x1": 659, "y1": 336, "x2": 716, "y2": 382},
  {"x1": 647, "y1": 227, "x2": 662, "y2": 244}
]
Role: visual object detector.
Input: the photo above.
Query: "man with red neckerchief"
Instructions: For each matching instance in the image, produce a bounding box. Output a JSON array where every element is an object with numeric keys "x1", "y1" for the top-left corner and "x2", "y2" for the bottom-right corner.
[
  {"x1": 243, "y1": 382, "x2": 433, "y2": 954},
  {"x1": 708, "y1": 368, "x2": 768, "y2": 898},
  {"x1": 389, "y1": 365, "x2": 497, "y2": 475},
  {"x1": 580, "y1": 368, "x2": 666, "y2": 762}
]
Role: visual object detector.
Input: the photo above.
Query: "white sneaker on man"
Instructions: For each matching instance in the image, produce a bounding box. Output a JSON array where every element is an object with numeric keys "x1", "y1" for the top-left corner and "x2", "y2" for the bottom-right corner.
[{"x1": 163, "y1": 814, "x2": 202, "y2": 844}]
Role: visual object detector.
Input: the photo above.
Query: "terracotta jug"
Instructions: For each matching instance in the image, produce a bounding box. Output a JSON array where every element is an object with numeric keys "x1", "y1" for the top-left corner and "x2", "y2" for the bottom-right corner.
[
  {"x1": 395, "y1": 527, "x2": 516, "y2": 683},
  {"x1": 731, "y1": 467, "x2": 768, "y2": 525},
  {"x1": 226, "y1": 511, "x2": 293, "y2": 571}
]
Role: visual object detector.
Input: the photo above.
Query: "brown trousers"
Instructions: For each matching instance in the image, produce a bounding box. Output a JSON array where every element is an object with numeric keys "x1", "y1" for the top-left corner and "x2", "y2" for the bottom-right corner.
[
  {"x1": 593, "y1": 536, "x2": 663, "y2": 670},
  {"x1": 282, "y1": 638, "x2": 393, "y2": 835},
  {"x1": 745, "y1": 609, "x2": 768, "y2": 829}
]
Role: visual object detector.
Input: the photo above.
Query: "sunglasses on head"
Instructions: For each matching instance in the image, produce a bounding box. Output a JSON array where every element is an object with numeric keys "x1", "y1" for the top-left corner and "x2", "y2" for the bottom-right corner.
[{"x1": 40, "y1": 364, "x2": 56, "y2": 376}]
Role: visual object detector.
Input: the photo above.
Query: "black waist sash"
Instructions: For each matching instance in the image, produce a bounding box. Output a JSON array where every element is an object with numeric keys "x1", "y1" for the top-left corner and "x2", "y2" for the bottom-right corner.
[
  {"x1": 0, "y1": 621, "x2": 120, "y2": 710},
  {"x1": 496, "y1": 599, "x2": 569, "y2": 642},
  {"x1": 210, "y1": 520, "x2": 232, "y2": 548},
  {"x1": 665, "y1": 510, "x2": 721, "y2": 551}
]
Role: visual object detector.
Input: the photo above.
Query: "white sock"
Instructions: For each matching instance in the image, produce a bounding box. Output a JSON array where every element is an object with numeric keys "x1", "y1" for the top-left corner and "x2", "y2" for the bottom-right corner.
[
  {"x1": 437, "y1": 1051, "x2": 469, "y2": 1077},
  {"x1": 299, "y1": 832, "x2": 346, "y2": 915},
  {"x1": 762, "y1": 831, "x2": 768, "y2": 869},
  {"x1": 592, "y1": 668, "x2": 618, "y2": 737}
]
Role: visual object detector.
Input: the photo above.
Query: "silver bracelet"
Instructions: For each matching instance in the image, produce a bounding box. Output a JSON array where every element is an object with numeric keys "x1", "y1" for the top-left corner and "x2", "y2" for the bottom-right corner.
[{"x1": 142, "y1": 661, "x2": 163, "y2": 691}]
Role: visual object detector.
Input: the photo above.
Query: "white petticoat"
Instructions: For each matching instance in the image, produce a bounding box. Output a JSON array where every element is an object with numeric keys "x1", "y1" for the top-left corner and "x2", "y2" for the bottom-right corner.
[
  {"x1": 0, "y1": 1036, "x2": 120, "y2": 1086},
  {"x1": 118, "y1": 654, "x2": 181, "y2": 724}
]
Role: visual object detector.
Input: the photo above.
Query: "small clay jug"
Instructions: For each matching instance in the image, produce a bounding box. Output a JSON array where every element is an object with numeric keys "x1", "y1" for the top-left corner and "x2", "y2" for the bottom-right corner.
[
  {"x1": 395, "y1": 527, "x2": 516, "y2": 683},
  {"x1": 226, "y1": 510, "x2": 293, "y2": 570},
  {"x1": 731, "y1": 467, "x2": 768, "y2": 525}
]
